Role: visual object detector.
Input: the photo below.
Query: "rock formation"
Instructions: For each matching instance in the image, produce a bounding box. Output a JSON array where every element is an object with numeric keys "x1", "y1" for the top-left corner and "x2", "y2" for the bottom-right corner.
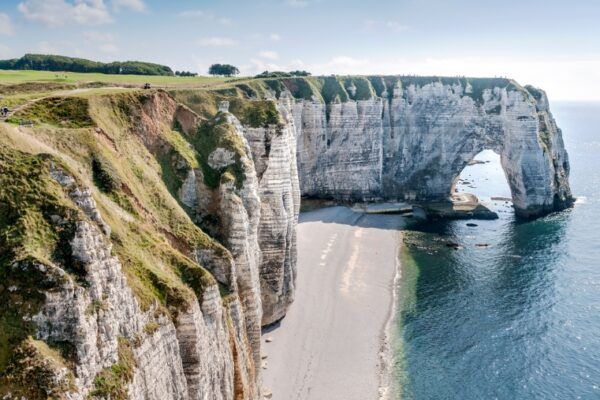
[
  {"x1": 0, "y1": 90, "x2": 285, "y2": 400},
  {"x1": 0, "y1": 75, "x2": 572, "y2": 400},
  {"x1": 291, "y1": 77, "x2": 573, "y2": 218}
]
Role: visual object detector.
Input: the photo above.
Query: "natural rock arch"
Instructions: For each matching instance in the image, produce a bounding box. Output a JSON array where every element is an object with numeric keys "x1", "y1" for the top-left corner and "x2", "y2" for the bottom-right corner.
[
  {"x1": 380, "y1": 84, "x2": 573, "y2": 218},
  {"x1": 292, "y1": 79, "x2": 573, "y2": 218}
]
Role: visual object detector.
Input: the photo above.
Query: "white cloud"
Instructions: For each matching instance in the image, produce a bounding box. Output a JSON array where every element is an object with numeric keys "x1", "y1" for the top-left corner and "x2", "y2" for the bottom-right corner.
[
  {"x1": 178, "y1": 10, "x2": 207, "y2": 18},
  {"x1": 248, "y1": 58, "x2": 284, "y2": 74},
  {"x1": 259, "y1": 50, "x2": 279, "y2": 60},
  {"x1": 312, "y1": 55, "x2": 370, "y2": 74},
  {"x1": 363, "y1": 19, "x2": 376, "y2": 29},
  {"x1": 112, "y1": 0, "x2": 145, "y2": 12},
  {"x1": 83, "y1": 31, "x2": 119, "y2": 54},
  {"x1": 0, "y1": 14, "x2": 15, "y2": 36},
  {"x1": 197, "y1": 37, "x2": 238, "y2": 47},
  {"x1": 269, "y1": 33, "x2": 281, "y2": 42},
  {"x1": 178, "y1": 10, "x2": 233, "y2": 25},
  {"x1": 36, "y1": 40, "x2": 61, "y2": 54},
  {"x1": 363, "y1": 19, "x2": 408, "y2": 32},
  {"x1": 18, "y1": 0, "x2": 113, "y2": 27}
]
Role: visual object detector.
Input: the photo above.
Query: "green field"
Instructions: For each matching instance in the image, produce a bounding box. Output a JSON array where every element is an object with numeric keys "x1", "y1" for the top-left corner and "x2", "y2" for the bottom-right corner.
[{"x1": 0, "y1": 70, "x2": 232, "y2": 88}]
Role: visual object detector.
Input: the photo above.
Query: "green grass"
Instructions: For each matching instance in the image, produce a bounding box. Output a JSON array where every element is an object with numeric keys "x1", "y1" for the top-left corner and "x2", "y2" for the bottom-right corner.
[
  {"x1": 340, "y1": 76, "x2": 375, "y2": 100},
  {"x1": 91, "y1": 337, "x2": 136, "y2": 400},
  {"x1": 279, "y1": 77, "x2": 322, "y2": 101},
  {"x1": 191, "y1": 115, "x2": 248, "y2": 190},
  {"x1": 367, "y1": 76, "x2": 388, "y2": 98},
  {"x1": 156, "y1": 127, "x2": 200, "y2": 197},
  {"x1": 0, "y1": 338, "x2": 74, "y2": 399},
  {"x1": 7, "y1": 96, "x2": 94, "y2": 128},
  {"x1": 0, "y1": 69, "x2": 228, "y2": 88},
  {"x1": 315, "y1": 76, "x2": 350, "y2": 103},
  {"x1": 0, "y1": 149, "x2": 82, "y2": 395}
]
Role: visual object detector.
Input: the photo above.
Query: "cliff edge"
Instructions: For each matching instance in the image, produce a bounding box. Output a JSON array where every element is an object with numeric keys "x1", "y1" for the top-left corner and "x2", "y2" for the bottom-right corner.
[{"x1": 0, "y1": 73, "x2": 573, "y2": 400}]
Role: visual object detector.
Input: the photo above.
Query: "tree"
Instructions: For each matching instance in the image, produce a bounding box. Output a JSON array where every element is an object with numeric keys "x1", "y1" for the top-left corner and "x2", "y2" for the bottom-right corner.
[
  {"x1": 0, "y1": 54, "x2": 174, "y2": 76},
  {"x1": 254, "y1": 70, "x2": 312, "y2": 78},
  {"x1": 175, "y1": 70, "x2": 198, "y2": 77},
  {"x1": 208, "y1": 64, "x2": 240, "y2": 77},
  {"x1": 289, "y1": 70, "x2": 311, "y2": 77}
]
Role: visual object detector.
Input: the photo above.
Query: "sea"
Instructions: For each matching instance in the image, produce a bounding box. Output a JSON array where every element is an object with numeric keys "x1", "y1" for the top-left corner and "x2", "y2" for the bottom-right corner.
[{"x1": 393, "y1": 102, "x2": 600, "y2": 400}]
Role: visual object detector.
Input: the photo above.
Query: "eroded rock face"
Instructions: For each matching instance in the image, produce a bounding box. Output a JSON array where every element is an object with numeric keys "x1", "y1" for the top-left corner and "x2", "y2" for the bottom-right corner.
[
  {"x1": 244, "y1": 94, "x2": 300, "y2": 326},
  {"x1": 179, "y1": 99, "x2": 300, "y2": 329},
  {"x1": 32, "y1": 165, "x2": 245, "y2": 400},
  {"x1": 292, "y1": 81, "x2": 573, "y2": 218}
]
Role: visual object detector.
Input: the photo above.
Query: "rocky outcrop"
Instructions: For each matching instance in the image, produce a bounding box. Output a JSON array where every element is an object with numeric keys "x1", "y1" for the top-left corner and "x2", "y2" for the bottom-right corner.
[
  {"x1": 171, "y1": 94, "x2": 300, "y2": 328},
  {"x1": 0, "y1": 91, "x2": 273, "y2": 400},
  {"x1": 243, "y1": 94, "x2": 300, "y2": 326},
  {"x1": 118, "y1": 93, "x2": 263, "y2": 399},
  {"x1": 291, "y1": 78, "x2": 573, "y2": 218},
  {"x1": 30, "y1": 164, "x2": 244, "y2": 400}
]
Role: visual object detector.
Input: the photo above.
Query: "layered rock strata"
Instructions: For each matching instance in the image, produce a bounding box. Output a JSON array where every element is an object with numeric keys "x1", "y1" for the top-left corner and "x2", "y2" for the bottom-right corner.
[
  {"x1": 292, "y1": 79, "x2": 573, "y2": 218},
  {"x1": 0, "y1": 75, "x2": 574, "y2": 400}
]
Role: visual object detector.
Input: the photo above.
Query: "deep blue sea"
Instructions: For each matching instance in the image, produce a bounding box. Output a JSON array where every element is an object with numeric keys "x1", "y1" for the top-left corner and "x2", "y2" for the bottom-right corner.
[{"x1": 394, "y1": 102, "x2": 600, "y2": 400}]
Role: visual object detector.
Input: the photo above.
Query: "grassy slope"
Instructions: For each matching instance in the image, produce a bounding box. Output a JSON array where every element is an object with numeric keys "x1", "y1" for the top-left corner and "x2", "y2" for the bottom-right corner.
[
  {"x1": 0, "y1": 70, "x2": 228, "y2": 87},
  {"x1": 1, "y1": 70, "x2": 533, "y2": 109}
]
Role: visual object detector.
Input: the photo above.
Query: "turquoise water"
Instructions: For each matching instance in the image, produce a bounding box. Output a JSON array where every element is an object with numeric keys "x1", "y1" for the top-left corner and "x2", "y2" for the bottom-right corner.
[{"x1": 395, "y1": 102, "x2": 600, "y2": 400}]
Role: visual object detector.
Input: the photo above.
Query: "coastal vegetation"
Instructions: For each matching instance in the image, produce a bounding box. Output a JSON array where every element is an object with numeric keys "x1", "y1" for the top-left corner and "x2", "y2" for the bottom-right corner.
[
  {"x1": 255, "y1": 70, "x2": 311, "y2": 78},
  {"x1": 208, "y1": 64, "x2": 240, "y2": 77},
  {"x1": 0, "y1": 54, "x2": 174, "y2": 76}
]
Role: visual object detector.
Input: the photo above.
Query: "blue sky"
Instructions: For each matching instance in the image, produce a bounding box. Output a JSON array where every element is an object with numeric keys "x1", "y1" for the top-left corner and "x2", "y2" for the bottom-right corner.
[{"x1": 1, "y1": 0, "x2": 600, "y2": 100}]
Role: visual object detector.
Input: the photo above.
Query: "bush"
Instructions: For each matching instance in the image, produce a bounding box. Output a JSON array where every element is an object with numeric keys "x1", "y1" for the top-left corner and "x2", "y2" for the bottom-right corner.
[
  {"x1": 255, "y1": 70, "x2": 311, "y2": 78},
  {"x1": 175, "y1": 71, "x2": 198, "y2": 77}
]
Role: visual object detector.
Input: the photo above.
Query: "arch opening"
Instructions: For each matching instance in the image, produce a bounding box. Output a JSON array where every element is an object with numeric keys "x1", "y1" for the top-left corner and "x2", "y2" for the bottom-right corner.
[{"x1": 451, "y1": 149, "x2": 514, "y2": 216}]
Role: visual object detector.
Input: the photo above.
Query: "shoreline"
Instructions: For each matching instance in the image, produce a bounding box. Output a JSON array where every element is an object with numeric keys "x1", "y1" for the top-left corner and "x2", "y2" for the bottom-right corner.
[
  {"x1": 377, "y1": 234, "x2": 403, "y2": 400},
  {"x1": 261, "y1": 206, "x2": 405, "y2": 400}
]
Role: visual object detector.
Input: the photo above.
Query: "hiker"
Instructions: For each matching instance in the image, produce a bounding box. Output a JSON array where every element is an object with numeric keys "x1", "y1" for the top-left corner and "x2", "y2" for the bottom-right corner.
[{"x1": 0, "y1": 106, "x2": 8, "y2": 117}]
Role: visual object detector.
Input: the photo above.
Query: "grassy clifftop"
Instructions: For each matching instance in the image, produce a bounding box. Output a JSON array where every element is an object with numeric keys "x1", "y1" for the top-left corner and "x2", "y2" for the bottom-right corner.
[{"x1": 167, "y1": 75, "x2": 530, "y2": 109}]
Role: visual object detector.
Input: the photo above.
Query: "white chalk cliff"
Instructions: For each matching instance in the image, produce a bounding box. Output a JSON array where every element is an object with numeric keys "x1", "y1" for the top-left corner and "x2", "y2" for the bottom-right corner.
[
  {"x1": 291, "y1": 77, "x2": 572, "y2": 218},
  {"x1": 0, "y1": 75, "x2": 572, "y2": 400}
]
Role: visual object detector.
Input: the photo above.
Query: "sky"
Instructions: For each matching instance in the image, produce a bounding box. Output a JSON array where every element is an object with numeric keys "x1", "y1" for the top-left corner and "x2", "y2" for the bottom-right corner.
[{"x1": 1, "y1": 0, "x2": 600, "y2": 100}]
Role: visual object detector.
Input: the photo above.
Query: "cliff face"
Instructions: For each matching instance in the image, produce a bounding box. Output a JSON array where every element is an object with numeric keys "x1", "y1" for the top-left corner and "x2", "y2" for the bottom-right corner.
[
  {"x1": 171, "y1": 93, "x2": 300, "y2": 327},
  {"x1": 0, "y1": 74, "x2": 573, "y2": 400},
  {"x1": 290, "y1": 77, "x2": 573, "y2": 218},
  {"x1": 0, "y1": 89, "x2": 300, "y2": 400},
  {"x1": 243, "y1": 95, "x2": 300, "y2": 326}
]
